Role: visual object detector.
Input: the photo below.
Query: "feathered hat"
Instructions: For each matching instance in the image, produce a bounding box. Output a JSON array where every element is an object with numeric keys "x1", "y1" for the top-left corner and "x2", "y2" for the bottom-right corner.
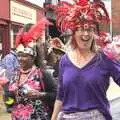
[
  {"x1": 94, "y1": 31, "x2": 112, "y2": 48},
  {"x1": 55, "y1": 0, "x2": 110, "y2": 33},
  {"x1": 16, "y1": 17, "x2": 51, "y2": 56},
  {"x1": 103, "y1": 35, "x2": 120, "y2": 59},
  {"x1": 48, "y1": 37, "x2": 65, "y2": 54}
]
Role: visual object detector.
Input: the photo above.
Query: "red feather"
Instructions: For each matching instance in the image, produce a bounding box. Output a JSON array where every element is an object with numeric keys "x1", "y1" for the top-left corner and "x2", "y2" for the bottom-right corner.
[
  {"x1": 76, "y1": 0, "x2": 88, "y2": 6},
  {"x1": 15, "y1": 28, "x2": 24, "y2": 47},
  {"x1": 28, "y1": 17, "x2": 51, "y2": 40},
  {"x1": 55, "y1": 0, "x2": 110, "y2": 33},
  {"x1": 16, "y1": 17, "x2": 51, "y2": 47},
  {"x1": 95, "y1": 32, "x2": 111, "y2": 48}
]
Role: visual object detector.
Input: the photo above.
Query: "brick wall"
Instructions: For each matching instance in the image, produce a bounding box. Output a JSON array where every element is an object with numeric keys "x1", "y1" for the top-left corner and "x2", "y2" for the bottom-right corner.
[
  {"x1": 0, "y1": 0, "x2": 9, "y2": 20},
  {"x1": 112, "y1": 0, "x2": 120, "y2": 36}
]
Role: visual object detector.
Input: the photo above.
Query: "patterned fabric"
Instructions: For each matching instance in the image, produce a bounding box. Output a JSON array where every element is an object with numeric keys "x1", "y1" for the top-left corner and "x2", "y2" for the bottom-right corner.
[
  {"x1": 0, "y1": 50, "x2": 19, "y2": 81},
  {"x1": 9, "y1": 66, "x2": 49, "y2": 120},
  {"x1": 57, "y1": 109, "x2": 106, "y2": 120}
]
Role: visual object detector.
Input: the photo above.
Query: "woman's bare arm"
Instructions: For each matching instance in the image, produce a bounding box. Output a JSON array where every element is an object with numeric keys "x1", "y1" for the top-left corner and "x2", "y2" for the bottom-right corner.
[{"x1": 51, "y1": 99, "x2": 63, "y2": 120}]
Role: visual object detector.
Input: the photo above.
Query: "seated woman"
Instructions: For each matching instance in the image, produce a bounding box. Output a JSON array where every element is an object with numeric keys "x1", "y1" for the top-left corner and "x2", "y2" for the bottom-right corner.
[{"x1": 9, "y1": 19, "x2": 56, "y2": 120}]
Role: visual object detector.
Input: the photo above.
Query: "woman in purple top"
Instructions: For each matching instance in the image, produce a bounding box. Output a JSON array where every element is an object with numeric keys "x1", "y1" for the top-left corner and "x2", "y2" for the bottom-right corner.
[{"x1": 51, "y1": 0, "x2": 120, "y2": 120}]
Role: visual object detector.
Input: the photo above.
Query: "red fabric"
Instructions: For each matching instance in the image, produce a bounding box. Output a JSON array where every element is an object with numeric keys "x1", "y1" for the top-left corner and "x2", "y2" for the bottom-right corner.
[
  {"x1": 95, "y1": 32, "x2": 111, "y2": 48},
  {"x1": 12, "y1": 104, "x2": 33, "y2": 119},
  {"x1": 9, "y1": 66, "x2": 45, "y2": 92},
  {"x1": 0, "y1": 70, "x2": 9, "y2": 90},
  {"x1": 104, "y1": 35, "x2": 120, "y2": 60}
]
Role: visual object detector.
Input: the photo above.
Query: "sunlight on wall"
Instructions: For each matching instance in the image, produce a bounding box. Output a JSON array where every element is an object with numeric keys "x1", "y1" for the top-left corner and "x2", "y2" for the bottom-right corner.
[{"x1": 107, "y1": 78, "x2": 120, "y2": 101}]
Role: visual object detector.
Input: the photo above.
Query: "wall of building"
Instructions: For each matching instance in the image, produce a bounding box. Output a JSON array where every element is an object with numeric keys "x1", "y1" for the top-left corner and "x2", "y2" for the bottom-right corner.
[
  {"x1": 0, "y1": 0, "x2": 9, "y2": 20},
  {"x1": 0, "y1": 0, "x2": 10, "y2": 56},
  {"x1": 0, "y1": 0, "x2": 44, "y2": 56},
  {"x1": 112, "y1": 0, "x2": 120, "y2": 36}
]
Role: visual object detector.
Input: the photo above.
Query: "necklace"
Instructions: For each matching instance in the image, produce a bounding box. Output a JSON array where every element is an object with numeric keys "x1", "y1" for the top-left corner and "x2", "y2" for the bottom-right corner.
[{"x1": 20, "y1": 68, "x2": 32, "y2": 74}]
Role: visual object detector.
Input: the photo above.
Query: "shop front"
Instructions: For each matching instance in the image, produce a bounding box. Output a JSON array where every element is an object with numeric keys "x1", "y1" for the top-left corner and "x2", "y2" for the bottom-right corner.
[
  {"x1": 10, "y1": 0, "x2": 37, "y2": 48},
  {"x1": 0, "y1": 0, "x2": 44, "y2": 57},
  {"x1": 0, "y1": 0, "x2": 10, "y2": 57},
  {"x1": 0, "y1": 23, "x2": 9, "y2": 58}
]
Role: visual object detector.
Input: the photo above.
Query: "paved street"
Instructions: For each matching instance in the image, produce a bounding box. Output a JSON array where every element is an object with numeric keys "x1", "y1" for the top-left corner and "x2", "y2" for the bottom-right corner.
[
  {"x1": 0, "y1": 112, "x2": 11, "y2": 120},
  {"x1": 0, "y1": 103, "x2": 11, "y2": 120},
  {"x1": 0, "y1": 91, "x2": 11, "y2": 120}
]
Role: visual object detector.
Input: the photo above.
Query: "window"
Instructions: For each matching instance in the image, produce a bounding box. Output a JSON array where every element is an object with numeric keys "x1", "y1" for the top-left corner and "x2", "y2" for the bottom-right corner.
[
  {"x1": 11, "y1": 25, "x2": 22, "y2": 48},
  {"x1": 0, "y1": 29, "x2": 2, "y2": 43}
]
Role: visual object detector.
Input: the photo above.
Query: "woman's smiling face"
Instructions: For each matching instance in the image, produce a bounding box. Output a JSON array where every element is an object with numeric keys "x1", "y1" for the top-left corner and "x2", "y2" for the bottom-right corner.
[
  {"x1": 17, "y1": 52, "x2": 34, "y2": 70},
  {"x1": 74, "y1": 26, "x2": 96, "y2": 50}
]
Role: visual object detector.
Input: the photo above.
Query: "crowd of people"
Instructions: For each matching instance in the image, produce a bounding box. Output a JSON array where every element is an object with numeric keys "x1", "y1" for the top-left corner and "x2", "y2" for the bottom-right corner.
[{"x1": 0, "y1": 0, "x2": 120, "y2": 120}]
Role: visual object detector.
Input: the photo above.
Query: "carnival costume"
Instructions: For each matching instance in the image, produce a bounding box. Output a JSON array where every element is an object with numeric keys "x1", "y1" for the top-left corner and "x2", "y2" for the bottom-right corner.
[
  {"x1": 9, "y1": 18, "x2": 56, "y2": 120},
  {"x1": 51, "y1": 0, "x2": 120, "y2": 120}
]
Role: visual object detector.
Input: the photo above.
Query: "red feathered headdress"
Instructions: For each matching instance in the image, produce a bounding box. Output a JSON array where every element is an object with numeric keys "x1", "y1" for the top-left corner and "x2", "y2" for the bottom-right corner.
[
  {"x1": 103, "y1": 35, "x2": 120, "y2": 60},
  {"x1": 16, "y1": 17, "x2": 51, "y2": 47},
  {"x1": 55, "y1": 0, "x2": 110, "y2": 33},
  {"x1": 95, "y1": 32, "x2": 112, "y2": 48}
]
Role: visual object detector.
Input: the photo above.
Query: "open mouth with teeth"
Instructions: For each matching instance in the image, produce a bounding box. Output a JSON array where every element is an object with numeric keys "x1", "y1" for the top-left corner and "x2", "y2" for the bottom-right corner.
[{"x1": 80, "y1": 36, "x2": 91, "y2": 42}]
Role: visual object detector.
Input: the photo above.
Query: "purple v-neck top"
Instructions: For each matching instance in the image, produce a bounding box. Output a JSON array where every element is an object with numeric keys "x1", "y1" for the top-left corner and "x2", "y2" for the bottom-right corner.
[{"x1": 57, "y1": 51, "x2": 120, "y2": 120}]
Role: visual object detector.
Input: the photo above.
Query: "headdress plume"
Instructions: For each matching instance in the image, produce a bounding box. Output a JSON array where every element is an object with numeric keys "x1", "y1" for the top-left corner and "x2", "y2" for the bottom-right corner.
[
  {"x1": 16, "y1": 17, "x2": 51, "y2": 47},
  {"x1": 55, "y1": 0, "x2": 110, "y2": 33}
]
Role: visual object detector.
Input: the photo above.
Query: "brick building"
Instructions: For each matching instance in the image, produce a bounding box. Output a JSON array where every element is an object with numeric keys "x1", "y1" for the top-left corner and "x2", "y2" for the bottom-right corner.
[
  {"x1": 112, "y1": 0, "x2": 120, "y2": 36},
  {"x1": 0, "y1": 0, "x2": 44, "y2": 56},
  {"x1": 0, "y1": 0, "x2": 120, "y2": 56}
]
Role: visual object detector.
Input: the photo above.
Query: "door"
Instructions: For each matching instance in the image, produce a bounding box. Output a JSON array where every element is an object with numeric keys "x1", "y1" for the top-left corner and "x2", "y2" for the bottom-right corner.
[{"x1": 0, "y1": 25, "x2": 10, "y2": 57}]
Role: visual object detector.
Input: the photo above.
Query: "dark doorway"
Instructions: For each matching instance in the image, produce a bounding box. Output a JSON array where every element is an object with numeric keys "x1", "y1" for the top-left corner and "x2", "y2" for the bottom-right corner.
[{"x1": 48, "y1": 19, "x2": 61, "y2": 38}]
